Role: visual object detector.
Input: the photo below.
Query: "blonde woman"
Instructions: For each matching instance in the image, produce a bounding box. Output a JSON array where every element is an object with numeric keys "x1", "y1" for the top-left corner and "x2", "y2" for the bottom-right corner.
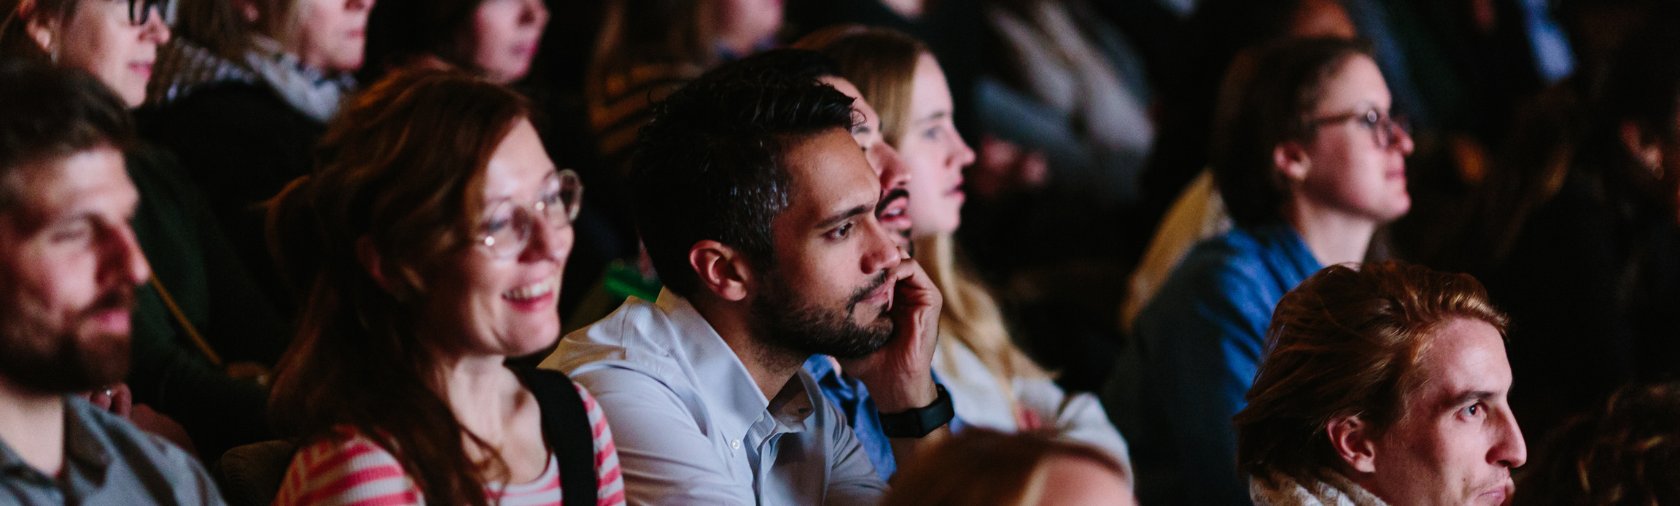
[{"x1": 797, "y1": 26, "x2": 1132, "y2": 474}]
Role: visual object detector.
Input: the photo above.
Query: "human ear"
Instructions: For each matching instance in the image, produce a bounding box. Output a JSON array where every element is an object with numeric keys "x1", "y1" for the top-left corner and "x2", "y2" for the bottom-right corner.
[
  {"x1": 1327, "y1": 414, "x2": 1378, "y2": 474},
  {"x1": 1273, "y1": 141, "x2": 1312, "y2": 183},
  {"x1": 25, "y1": 13, "x2": 56, "y2": 57},
  {"x1": 689, "y1": 240, "x2": 753, "y2": 302}
]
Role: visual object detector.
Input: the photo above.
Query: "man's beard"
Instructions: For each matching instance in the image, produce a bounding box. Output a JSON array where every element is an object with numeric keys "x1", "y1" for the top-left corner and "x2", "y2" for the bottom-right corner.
[
  {"x1": 752, "y1": 270, "x2": 895, "y2": 359},
  {"x1": 0, "y1": 289, "x2": 133, "y2": 393}
]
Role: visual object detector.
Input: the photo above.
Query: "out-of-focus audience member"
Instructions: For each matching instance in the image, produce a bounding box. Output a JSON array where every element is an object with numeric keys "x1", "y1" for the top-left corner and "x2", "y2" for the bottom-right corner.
[
  {"x1": 0, "y1": 59, "x2": 223, "y2": 505},
  {"x1": 1516, "y1": 381, "x2": 1680, "y2": 505},
  {"x1": 883, "y1": 429, "x2": 1136, "y2": 506},
  {"x1": 982, "y1": 0, "x2": 1153, "y2": 203},
  {"x1": 3, "y1": 0, "x2": 289, "y2": 460},
  {"x1": 138, "y1": 0, "x2": 374, "y2": 312},
  {"x1": 267, "y1": 66, "x2": 622, "y2": 505},
  {"x1": 800, "y1": 24, "x2": 1134, "y2": 474},
  {"x1": 1118, "y1": 0, "x2": 1357, "y2": 338},
  {"x1": 1124, "y1": 37, "x2": 1412, "y2": 504},
  {"x1": 1477, "y1": 7, "x2": 1680, "y2": 444},
  {"x1": 545, "y1": 56, "x2": 949, "y2": 504},
  {"x1": 576, "y1": 0, "x2": 786, "y2": 299},
  {"x1": 1237, "y1": 261, "x2": 1526, "y2": 505},
  {"x1": 588, "y1": 0, "x2": 783, "y2": 170},
  {"x1": 363, "y1": 0, "x2": 549, "y2": 84},
  {"x1": 1138, "y1": 0, "x2": 1357, "y2": 231}
]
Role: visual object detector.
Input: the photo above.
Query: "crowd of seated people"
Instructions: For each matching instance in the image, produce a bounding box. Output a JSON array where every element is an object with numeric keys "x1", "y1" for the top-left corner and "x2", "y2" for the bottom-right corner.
[{"x1": 5, "y1": 0, "x2": 1680, "y2": 504}]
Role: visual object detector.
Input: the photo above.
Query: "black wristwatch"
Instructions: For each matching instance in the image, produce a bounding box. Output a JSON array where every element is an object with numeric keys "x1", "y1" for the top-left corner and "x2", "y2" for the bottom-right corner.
[{"x1": 879, "y1": 384, "x2": 954, "y2": 438}]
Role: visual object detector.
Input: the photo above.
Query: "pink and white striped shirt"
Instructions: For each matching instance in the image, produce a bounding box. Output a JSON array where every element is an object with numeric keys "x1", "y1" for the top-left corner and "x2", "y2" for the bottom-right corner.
[{"x1": 273, "y1": 385, "x2": 625, "y2": 505}]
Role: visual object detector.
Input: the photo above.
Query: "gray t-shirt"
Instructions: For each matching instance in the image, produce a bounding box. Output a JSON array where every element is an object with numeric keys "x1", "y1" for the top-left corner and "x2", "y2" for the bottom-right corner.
[{"x1": 0, "y1": 396, "x2": 224, "y2": 505}]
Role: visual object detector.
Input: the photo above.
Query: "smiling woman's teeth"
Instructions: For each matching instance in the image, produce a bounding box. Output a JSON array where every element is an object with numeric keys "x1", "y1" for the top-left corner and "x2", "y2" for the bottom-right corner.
[{"x1": 504, "y1": 277, "x2": 558, "y2": 301}]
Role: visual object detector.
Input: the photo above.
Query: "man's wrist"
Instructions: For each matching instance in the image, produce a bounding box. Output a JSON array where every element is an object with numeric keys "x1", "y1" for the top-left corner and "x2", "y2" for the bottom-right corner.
[
  {"x1": 878, "y1": 384, "x2": 953, "y2": 438},
  {"x1": 867, "y1": 376, "x2": 937, "y2": 412}
]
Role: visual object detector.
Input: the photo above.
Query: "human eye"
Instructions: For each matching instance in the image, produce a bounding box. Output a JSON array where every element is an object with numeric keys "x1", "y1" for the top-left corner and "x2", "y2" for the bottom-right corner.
[
  {"x1": 49, "y1": 218, "x2": 94, "y2": 244},
  {"x1": 481, "y1": 202, "x2": 516, "y2": 234},
  {"x1": 1458, "y1": 402, "x2": 1486, "y2": 420},
  {"x1": 1360, "y1": 110, "x2": 1384, "y2": 130},
  {"x1": 824, "y1": 221, "x2": 855, "y2": 241}
]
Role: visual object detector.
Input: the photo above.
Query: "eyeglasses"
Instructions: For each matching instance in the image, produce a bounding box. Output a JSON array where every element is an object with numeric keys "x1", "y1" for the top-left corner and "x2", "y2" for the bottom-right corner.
[
  {"x1": 124, "y1": 0, "x2": 172, "y2": 26},
  {"x1": 477, "y1": 169, "x2": 583, "y2": 258},
  {"x1": 1309, "y1": 108, "x2": 1410, "y2": 149}
]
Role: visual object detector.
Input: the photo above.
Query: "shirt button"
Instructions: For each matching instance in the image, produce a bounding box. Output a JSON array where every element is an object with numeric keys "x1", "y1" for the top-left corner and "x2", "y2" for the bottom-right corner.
[{"x1": 730, "y1": 439, "x2": 742, "y2": 450}]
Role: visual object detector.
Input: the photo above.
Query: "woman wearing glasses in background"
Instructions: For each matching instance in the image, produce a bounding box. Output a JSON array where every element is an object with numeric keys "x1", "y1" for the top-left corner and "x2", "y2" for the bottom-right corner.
[
  {"x1": 267, "y1": 66, "x2": 623, "y2": 505},
  {"x1": 1128, "y1": 37, "x2": 1412, "y2": 504}
]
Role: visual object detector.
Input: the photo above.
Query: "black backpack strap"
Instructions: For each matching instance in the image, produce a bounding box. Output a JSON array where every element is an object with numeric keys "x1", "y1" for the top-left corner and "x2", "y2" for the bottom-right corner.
[{"x1": 515, "y1": 367, "x2": 599, "y2": 505}]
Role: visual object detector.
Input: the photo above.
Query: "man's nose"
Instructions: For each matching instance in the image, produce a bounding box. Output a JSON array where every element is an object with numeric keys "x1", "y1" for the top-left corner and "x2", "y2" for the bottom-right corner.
[
  {"x1": 860, "y1": 215, "x2": 899, "y2": 275},
  {"x1": 108, "y1": 224, "x2": 152, "y2": 288},
  {"x1": 1491, "y1": 408, "x2": 1527, "y2": 469}
]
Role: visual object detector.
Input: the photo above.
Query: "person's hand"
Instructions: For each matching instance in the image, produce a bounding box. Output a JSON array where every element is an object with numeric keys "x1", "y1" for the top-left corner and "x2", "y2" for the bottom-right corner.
[
  {"x1": 83, "y1": 384, "x2": 133, "y2": 418},
  {"x1": 839, "y1": 249, "x2": 942, "y2": 412}
]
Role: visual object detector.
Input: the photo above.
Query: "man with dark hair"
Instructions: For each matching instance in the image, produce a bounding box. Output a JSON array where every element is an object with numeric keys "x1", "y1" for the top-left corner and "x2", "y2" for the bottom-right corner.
[
  {"x1": 0, "y1": 61, "x2": 223, "y2": 504},
  {"x1": 544, "y1": 55, "x2": 948, "y2": 503},
  {"x1": 1236, "y1": 261, "x2": 1526, "y2": 505}
]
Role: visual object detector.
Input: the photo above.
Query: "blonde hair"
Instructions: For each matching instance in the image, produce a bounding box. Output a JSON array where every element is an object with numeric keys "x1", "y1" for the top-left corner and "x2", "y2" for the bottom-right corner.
[
  {"x1": 918, "y1": 234, "x2": 1046, "y2": 385},
  {"x1": 883, "y1": 429, "x2": 1130, "y2": 506},
  {"x1": 793, "y1": 25, "x2": 920, "y2": 145}
]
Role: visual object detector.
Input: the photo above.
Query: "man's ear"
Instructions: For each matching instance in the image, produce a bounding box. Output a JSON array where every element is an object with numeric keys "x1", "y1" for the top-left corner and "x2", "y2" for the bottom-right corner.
[
  {"x1": 24, "y1": 11, "x2": 57, "y2": 56},
  {"x1": 1621, "y1": 120, "x2": 1663, "y2": 174},
  {"x1": 1273, "y1": 141, "x2": 1312, "y2": 183},
  {"x1": 689, "y1": 240, "x2": 754, "y2": 302},
  {"x1": 1327, "y1": 414, "x2": 1378, "y2": 474}
]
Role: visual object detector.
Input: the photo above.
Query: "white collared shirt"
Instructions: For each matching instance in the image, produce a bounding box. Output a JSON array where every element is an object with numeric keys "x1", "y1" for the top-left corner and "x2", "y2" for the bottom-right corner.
[{"x1": 541, "y1": 289, "x2": 885, "y2": 505}]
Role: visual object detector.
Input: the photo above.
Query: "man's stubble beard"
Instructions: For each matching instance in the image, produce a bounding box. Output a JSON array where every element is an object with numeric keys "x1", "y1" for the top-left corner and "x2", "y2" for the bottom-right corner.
[{"x1": 752, "y1": 270, "x2": 895, "y2": 360}]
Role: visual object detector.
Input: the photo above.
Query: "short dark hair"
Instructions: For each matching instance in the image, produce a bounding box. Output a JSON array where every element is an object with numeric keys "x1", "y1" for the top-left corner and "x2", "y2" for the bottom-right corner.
[
  {"x1": 1210, "y1": 37, "x2": 1372, "y2": 229},
  {"x1": 1235, "y1": 261, "x2": 1508, "y2": 481},
  {"x1": 0, "y1": 60, "x2": 134, "y2": 209},
  {"x1": 629, "y1": 56, "x2": 855, "y2": 296}
]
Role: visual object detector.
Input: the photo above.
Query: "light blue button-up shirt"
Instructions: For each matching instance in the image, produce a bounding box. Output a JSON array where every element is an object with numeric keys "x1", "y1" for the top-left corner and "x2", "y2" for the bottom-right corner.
[{"x1": 543, "y1": 290, "x2": 886, "y2": 505}]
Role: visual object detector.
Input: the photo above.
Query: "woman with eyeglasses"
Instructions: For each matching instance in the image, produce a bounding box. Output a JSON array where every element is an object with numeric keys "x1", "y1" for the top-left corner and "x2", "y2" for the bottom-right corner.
[
  {"x1": 267, "y1": 65, "x2": 623, "y2": 505},
  {"x1": 1129, "y1": 36, "x2": 1412, "y2": 504},
  {"x1": 0, "y1": 0, "x2": 170, "y2": 105}
]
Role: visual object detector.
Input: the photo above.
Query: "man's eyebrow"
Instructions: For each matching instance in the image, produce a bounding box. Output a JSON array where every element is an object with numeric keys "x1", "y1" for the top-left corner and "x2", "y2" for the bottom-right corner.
[
  {"x1": 816, "y1": 204, "x2": 873, "y2": 229},
  {"x1": 916, "y1": 111, "x2": 950, "y2": 123},
  {"x1": 1446, "y1": 390, "x2": 1497, "y2": 409}
]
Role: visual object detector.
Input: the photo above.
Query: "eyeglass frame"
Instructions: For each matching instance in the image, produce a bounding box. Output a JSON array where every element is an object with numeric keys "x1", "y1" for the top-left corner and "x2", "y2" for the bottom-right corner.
[
  {"x1": 475, "y1": 169, "x2": 584, "y2": 258},
  {"x1": 1307, "y1": 108, "x2": 1410, "y2": 150},
  {"x1": 124, "y1": 0, "x2": 171, "y2": 26}
]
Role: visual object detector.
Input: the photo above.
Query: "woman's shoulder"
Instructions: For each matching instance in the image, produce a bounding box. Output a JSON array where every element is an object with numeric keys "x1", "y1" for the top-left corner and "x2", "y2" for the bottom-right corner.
[{"x1": 274, "y1": 427, "x2": 420, "y2": 506}]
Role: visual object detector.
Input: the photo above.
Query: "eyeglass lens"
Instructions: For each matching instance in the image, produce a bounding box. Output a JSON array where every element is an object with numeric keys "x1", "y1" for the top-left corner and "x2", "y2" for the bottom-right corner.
[
  {"x1": 128, "y1": 0, "x2": 169, "y2": 25},
  {"x1": 482, "y1": 170, "x2": 584, "y2": 257}
]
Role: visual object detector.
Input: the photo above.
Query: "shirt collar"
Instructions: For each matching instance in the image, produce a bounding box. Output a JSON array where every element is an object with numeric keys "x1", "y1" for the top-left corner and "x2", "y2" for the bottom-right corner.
[
  {"x1": 0, "y1": 397, "x2": 112, "y2": 488},
  {"x1": 654, "y1": 290, "x2": 821, "y2": 440}
]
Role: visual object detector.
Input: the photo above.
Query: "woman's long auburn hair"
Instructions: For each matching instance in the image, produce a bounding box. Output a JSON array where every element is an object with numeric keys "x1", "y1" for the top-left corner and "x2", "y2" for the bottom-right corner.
[
  {"x1": 799, "y1": 26, "x2": 1048, "y2": 391},
  {"x1": 267, "y1": 64, "x2": 530, "y2": 506}
]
